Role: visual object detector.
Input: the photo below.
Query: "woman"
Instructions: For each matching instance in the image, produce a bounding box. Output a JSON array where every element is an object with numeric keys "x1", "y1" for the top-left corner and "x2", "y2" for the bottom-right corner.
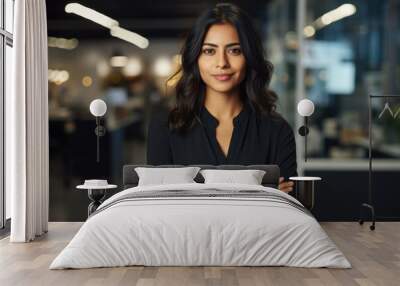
[{"x1": 147, "y1": 3, "x2": 296, "y2": 193}]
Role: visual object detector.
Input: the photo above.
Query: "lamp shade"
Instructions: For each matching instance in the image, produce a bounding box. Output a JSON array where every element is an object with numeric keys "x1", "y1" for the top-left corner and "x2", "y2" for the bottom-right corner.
[
  {"x1": 90, "y1": 99, "x2": 107, "y2": 117},
  {"x1": 297, "y1": 99, "x2": 315, "y2": 117}
]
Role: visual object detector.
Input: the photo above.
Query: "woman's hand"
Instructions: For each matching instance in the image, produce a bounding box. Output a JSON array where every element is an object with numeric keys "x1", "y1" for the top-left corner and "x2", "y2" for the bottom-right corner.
[{"x1": 278, "y1": 177, "x2": 294, "y2": 193}]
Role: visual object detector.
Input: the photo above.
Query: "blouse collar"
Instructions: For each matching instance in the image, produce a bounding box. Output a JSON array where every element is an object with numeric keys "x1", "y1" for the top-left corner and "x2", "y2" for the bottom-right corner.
[{"x1": 199, "y1": 98, "x2": 251, "y2": 129}]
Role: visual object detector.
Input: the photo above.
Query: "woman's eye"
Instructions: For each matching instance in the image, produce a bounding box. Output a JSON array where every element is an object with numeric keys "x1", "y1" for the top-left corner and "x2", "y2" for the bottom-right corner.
[
  {"x1": 229, "y1": 48, "x2": 242, "y2": 55},
  {"x1": 202, "y1": 48, "x2": 215, "y2": 55}
]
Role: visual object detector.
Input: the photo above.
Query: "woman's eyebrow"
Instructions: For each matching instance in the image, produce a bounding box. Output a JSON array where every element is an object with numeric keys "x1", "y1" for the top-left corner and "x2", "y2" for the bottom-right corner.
[{"x1": 202, "y1": 42, "x2": 240, "y2": 47}]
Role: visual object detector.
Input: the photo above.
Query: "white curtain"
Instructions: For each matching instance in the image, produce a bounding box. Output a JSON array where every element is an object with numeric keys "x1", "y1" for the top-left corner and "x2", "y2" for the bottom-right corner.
[{"x1": 7, "y1": 0, "x2": 49, "y2": 242}]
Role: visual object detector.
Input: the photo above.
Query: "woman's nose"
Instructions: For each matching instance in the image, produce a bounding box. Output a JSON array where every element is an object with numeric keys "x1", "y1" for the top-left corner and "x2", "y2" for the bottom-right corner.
[{"x1": 216, "y1": 51, "x2": 229, "y2": 69}]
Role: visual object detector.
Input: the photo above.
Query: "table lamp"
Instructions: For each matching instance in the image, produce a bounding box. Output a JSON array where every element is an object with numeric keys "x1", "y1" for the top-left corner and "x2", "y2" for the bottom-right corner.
[
  {"x1": 89, "y1": 99, "x2": 107, "y2": 162},
  {"x1": 297, "y1": 99, "x2": 315, "y2": 162}
]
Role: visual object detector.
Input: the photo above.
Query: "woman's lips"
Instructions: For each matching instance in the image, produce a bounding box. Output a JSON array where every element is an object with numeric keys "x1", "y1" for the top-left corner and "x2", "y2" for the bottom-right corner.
[{"x1": 213, "y1": 74, "x2": 233, "y2": 81}]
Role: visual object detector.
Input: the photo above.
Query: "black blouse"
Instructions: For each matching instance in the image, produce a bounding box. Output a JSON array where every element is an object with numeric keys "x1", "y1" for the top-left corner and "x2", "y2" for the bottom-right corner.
[{"x1": 146, "y1": 100, "x2": 298, "y2": 180}]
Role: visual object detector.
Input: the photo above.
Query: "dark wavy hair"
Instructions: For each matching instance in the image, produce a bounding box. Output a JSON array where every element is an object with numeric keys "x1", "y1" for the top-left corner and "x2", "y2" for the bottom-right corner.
[{"x1": 168, "y1": 2, "x2": 278, "y2": 133}]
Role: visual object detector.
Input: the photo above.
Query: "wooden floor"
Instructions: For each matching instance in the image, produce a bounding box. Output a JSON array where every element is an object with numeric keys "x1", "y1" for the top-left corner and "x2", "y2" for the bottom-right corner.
[{"x1": 0, "y1": 222, "x2": 399, "y2": 286}]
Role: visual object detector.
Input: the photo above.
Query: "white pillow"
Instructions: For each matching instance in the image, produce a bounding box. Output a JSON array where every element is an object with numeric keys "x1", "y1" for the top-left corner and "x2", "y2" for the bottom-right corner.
[
  {"x1": 200, "y1": 169, "x2": 266, "y2": 185},
  {"x1": 135, "y1": 167, "x2": 201, "y2": 186}
]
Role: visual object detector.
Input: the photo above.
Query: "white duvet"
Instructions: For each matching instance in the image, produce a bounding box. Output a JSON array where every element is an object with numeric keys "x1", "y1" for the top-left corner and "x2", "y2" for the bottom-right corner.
[{"x1": 50, "y1": 183, "x2": 351, "y2": 269}]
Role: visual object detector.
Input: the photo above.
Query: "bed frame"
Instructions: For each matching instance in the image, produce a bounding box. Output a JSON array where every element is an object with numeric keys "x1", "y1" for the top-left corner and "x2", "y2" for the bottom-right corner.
[{"x1": 122, "y1": 164, "x2": 280, "y2": 189}]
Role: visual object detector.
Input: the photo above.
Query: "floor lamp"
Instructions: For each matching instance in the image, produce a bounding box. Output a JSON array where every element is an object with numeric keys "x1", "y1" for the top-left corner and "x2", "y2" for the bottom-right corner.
[{"x1": 359, "y1": 94, "x2": 400, "y2": 231}]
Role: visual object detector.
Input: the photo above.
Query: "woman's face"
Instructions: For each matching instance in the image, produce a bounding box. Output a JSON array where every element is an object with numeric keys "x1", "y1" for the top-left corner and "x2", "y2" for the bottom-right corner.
[{"x1": 197, "y1": 23, "x2": 246, "y2": 94}]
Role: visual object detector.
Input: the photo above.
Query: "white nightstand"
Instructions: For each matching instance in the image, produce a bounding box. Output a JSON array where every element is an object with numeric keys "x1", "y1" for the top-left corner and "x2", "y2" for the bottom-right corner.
[{"x1": 76, "y1": 182, "x2": 117, "y2": 217}]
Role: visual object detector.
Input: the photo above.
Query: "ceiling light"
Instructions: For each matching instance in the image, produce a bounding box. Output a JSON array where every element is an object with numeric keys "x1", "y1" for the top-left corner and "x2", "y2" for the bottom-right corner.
[
  {"x1": 96, "y1": 61, "x2": 110, "y2": 78},
  {"x1": 65, "y1": 3, "x2": 149, "y2": 49},
  {"x1": 48, "y1": 37, "x2": 79, "y2": 50},
  {"x1": 82, "y1": 76, "x2": 93, "y2": 87},
  {"x1": 65, "y1": 3, "x2": 118, "y2": 29},
  {"x1": 316, "y1": 3, "x2": 356, "y2": 28},
  {"x1": 303, "y1": 26, "x2": 316, "y2": 38},
  {"x1": 123, "y1": 57, "x2": 143, "y2": 77},
  {"x1": 48, "y1": 69, "x2": 70, "y2": 85},
  {"x1": 110, "y1": 56, "x2": 128, "y2": 67},
  {"x1": 110, "y1": 26, "x2": 149, "y2": 49},
  {"x1": 153, "y1": 57, "x2": 172, "y2": 77}
]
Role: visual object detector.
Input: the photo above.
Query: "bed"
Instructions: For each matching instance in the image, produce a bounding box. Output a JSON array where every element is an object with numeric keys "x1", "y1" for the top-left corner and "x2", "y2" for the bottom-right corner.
[{"x1": 50, "y1": 164, "x2": 351, "y2": 269}]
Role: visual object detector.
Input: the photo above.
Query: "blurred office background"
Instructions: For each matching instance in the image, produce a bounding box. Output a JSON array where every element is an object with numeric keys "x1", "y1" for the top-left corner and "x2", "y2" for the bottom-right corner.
[{"x1": 4, "y1": 0, "x2": 400, "y2": 223}]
